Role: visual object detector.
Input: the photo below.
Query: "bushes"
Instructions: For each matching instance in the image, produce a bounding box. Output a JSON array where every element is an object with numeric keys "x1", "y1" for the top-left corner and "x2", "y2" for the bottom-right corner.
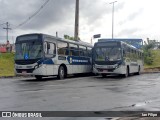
[
  {"x1": 143, "y1": 43, "x2": 154, "y2": 65},
  {"x1": 144, "y1": 52, "x2": 153, "y2": 65},
  {"x1": 0, "y1": 53, "x2": 15, "y2": 76}
]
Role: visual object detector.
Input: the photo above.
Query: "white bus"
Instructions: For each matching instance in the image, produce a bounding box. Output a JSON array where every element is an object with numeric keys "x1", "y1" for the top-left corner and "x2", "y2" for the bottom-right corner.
[
  {"x1": 93, "y1": 39, "x2": 143, "y2": 77},
  {"x1": 15, "y1": 33, "x2": 93, "y2": 79}
]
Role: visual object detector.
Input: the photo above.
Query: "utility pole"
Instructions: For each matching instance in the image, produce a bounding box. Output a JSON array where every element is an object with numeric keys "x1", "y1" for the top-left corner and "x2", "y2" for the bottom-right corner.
[
  {"x1": 110, "y1": 1, "x2": 117, "y2": 39},
  {"x1": 74, "y1": 0, "x2": 79, "y2": 41},
  {"x1": 3, "y1": 22, "x2": 11, "y2": 41}
]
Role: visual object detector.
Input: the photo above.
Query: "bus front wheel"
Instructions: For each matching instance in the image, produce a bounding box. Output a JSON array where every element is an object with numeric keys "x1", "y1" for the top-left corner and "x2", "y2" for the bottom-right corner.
[
  {"x1": 123, "y1": 67, "x2": 129, "y2": 78},
  {"x1": 102, "y1": 74, "x2": 107, "y2": 78},
  {"x1": 35, "y1": 75, "x2": 42, "y2": 80},
  {"x1": 58, "y1": 66, "x2": 65, "y2": 80}
]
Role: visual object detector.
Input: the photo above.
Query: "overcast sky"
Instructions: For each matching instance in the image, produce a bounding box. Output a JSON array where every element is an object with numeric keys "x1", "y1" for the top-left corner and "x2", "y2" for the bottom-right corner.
[{"x1": 0, "y1": 0, "x2": 160, "y2": 43}]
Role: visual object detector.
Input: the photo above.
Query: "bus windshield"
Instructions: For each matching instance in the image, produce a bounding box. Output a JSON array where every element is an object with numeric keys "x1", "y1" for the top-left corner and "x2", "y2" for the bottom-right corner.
[
  {"x1": 95, "y1": 47, "x2": 122, "y2": 61},
  {"x1": 15, "y1": 41, "x2": 42, "y2": 60}
]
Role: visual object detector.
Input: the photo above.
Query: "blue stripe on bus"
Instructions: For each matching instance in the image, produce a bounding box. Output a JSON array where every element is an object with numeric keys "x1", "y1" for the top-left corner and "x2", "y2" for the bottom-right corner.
[
  {"x1": 36, "y1": 58, "x2": 54, "y2": 65},
  {"x1": 37, "y1": 59, "x2": 44, "y2": 65},
  {"x1": 67, "y1": 56, "x2": 91, "y2": 65},
  {"x1": 43, "y1": 59, "x2": 54, "y2": 64}
]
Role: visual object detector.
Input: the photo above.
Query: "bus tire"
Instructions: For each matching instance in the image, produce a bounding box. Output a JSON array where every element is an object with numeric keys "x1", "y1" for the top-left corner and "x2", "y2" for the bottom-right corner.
[
  {"x1": 35, "y1": 75, "x2": 42, "y2": 80},
  {"x1": 58, "y1": 66, "x2": 65, "y2": 80},
  {"x1": 102, "y1": 74, "x2": 107, "y2": 78},
  {"x1": 123, "y1": 66, "x2": 129, "y2": 78},
  {"x1": 135, "y1": 66, "x2": 140, "y2": 75}
]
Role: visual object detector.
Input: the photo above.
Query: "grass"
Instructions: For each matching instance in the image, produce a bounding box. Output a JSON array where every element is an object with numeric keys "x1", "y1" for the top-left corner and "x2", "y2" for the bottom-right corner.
[
  {"x1": 144, "y1": 50, "x2": 160, "y2": 69},
  {"x1": 0, "y1": 53, "x2": 15, "y2": 77},
  {"x1": 0, "y1": 50, "x2": 160, "y2": 77}
]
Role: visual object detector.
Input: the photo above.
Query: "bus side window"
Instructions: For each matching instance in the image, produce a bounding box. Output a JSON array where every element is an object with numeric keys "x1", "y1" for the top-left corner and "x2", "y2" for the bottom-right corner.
[
  {"x1": 69, "y1": 44, "x2": 79, "y2": 56},
  {"x1": 122, "y1": 44, "x2": 126, "y2": 58},
  {"x1": 87, "y1": 47, "x2": 92, "y2": 57},
  {"x1": 44, "y1": 42, "x2": 56, "y2": 58},
  {"x1": 48, "y1": 43, "x2": 56, "y2": 55},
  {"x1": 58, "y1": 42, "x2": 68, "y2": 55},
  {"x1": 79, "y1": 46, "x2": 87, "y2": 57},
  {"x1": 123, "y1": 49, "x2": 126, "y2": 57},
  {"x1": 44, "y1": 42, "x2": 48, "y2": 54}
]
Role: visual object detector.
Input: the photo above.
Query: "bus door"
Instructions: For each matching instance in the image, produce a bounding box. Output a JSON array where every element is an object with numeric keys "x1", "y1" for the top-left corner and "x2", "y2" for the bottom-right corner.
[{"x1": 44, "y1": 40, "x2": 57, "y2": 75}]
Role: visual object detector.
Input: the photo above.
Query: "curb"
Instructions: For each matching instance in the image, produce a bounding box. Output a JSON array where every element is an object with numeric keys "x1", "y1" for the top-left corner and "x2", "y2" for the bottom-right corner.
[
  {"x1": 142, "y1": 72, "x2": 160, "y2": 74},
  {"x1": 0, "y1": 76, "x2": 15, "y2": 78},
  {"x1": 0, "y1": 75, "x2": 33, "y2": 79},
  {"x1": 0, "y1": 72, "x2": 160, "y2": 78}
]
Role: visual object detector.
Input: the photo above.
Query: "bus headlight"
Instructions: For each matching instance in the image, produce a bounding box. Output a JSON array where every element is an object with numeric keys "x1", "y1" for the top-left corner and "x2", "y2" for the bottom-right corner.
[
  {"x1": 16, "y1": 65, "x2": 22, "y2": 69},
  {"x1": 115, "y1": 64, "x2": 120, "y2": 69},
  {"x1": 34, "y1": 65, "x2": 38, "y2": 69},
  {"x1": 34, "y1": 63, "x2": 43, "y2": 69},
  {"x1": 93, "y1": 64, "x2": 97, "y2": 68}
]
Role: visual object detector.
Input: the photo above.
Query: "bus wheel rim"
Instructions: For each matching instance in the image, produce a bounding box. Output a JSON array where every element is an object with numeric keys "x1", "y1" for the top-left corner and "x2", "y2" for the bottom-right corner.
[{"x1": 60, "y1": 67, "x2": 64, "y2": 78}]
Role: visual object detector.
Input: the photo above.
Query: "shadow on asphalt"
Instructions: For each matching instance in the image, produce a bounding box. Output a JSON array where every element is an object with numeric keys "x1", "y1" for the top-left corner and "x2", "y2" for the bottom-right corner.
[
  {"x1": 93, "y1": 74, "x2": 138, "y2": 81},
  {"x1": 21, "y1": 73, "x2": 94, "y2": 82},
  {"x1": 21, "y1": 73, "x2": 138, "y2": 82}
]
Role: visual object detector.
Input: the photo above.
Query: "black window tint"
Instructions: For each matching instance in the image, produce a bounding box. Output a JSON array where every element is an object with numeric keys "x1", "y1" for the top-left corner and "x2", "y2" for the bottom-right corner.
[
  {"x1": 79, "y1": 46, "x2": 87, "y2": 56},
  {"x1": 69, "y1": 44, "x2": 79, "y2": 56},
  {"x1": 87, "y1": 47, "x2": 92, "y2": 57}
]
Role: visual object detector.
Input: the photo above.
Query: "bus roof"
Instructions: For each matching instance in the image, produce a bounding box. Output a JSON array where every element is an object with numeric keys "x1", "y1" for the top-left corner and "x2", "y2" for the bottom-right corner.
[
  {"x1": 98, "y1": 38, "x2": 143, "y2": 49},
  {"x1": 16, "y1": 33, "x2": 92, "y2": 47},
  {"x1": 95, "y1": 39, "x2": 143, "y2": 52},
  {"x1": 98, "y1": 38, "x2": 143, "y2": 42}
]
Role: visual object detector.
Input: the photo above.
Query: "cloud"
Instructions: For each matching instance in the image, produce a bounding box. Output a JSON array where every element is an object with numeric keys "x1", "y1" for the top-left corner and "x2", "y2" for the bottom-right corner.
[
  {"x1": 0, "y1": 0, "x2": 75, "y2": 31},
  {"x1": 80, "y1": 0, "x2": 125, "y2": 26},
  {"x1": 117, "y1": 28, "x2": 140, "y2": 37},
  {"x1": 1, "y1": 0, "x2": 160, "y2": 43},
  {"x1": 119, "y1": 8, "x2": 143, "y2": 26},
  {"x1": 128, "y1": 8, "x2": 143, "y2": 21},
  {"x1": 114, "y1": 2, "x2": 125, "y2": 12}
]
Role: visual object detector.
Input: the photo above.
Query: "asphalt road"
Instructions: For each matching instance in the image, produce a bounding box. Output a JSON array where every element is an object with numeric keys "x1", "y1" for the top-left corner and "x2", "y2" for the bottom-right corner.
[{"x1": 0, "y1": 73, "x2": 160, "y2": 120}]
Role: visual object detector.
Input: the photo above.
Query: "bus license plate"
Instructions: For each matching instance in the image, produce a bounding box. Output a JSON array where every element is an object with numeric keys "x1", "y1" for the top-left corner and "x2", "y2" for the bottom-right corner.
[
  {"x1": 22, "y1": 71, "x2": 27, "y2": 74},
  {"x1": 103, "y1": 70, "x2": 108, "y2": 72}
]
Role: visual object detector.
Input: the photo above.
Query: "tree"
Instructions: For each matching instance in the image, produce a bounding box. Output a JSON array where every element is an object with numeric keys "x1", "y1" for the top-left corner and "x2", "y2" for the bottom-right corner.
[
  {"x1": 64, "y1": 35, "x2": 80, "y2": 41},
  {"x1": 143, "y1": 43, "x2": 155, "y2": 65}
]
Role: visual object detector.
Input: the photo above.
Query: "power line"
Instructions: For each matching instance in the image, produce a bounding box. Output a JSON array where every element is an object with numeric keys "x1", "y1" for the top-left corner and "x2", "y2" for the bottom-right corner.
[
  {"x1": 15, "y1": 0, "x2": 50, "y2": 29},
  {"x1": 0, "y1": 23, "x2": 6, "y2": 29},
  {"x1": 0, "y1": 22, "x2": 6, "y2": 26}
]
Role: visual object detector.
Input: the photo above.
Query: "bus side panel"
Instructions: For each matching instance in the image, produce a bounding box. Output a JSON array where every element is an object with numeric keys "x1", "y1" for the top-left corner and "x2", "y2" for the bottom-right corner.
[{"x1": 33, "y1": 64, "x2": 47, "y2": 75}]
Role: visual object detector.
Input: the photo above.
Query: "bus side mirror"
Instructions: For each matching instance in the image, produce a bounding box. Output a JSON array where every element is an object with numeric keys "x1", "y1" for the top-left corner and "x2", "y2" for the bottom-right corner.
[{"x1": 47, "y1": 43, "x2": 50, "y2": 49}]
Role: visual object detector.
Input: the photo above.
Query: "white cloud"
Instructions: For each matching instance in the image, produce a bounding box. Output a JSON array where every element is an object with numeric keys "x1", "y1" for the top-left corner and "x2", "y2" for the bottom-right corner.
[{"x1": 0, "y1": 0, "x2": 160, "y2": 44}]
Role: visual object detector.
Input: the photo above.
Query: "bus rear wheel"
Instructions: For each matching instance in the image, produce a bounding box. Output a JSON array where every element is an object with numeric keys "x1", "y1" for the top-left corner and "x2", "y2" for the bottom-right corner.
[
  {"x1": 135, "y1": 66, "x2": 140, "y2": 75},
  {"x1": 58, "y1": 66, "x2": 65, "y2": 80}
]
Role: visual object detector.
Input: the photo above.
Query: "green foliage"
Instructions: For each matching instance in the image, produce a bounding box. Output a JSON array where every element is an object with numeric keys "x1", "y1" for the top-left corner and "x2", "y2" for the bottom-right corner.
[
  {"x1": 0, "y1": 53, "x2": 15, "y2": 76},
  {"x1": 143, "y1": 43, "x2": 155, "y2": 50},
  {"x1": 64, "y1": 34, "x2": 80, "y2": 41},
  {"x1": 144, "y1": 50, "x2": 160, "y2": 68},
  {"x1": 143, "y1": 43, "x2": 154, "y2": 65},
  {"x1": 144, "y1": 55, "x2": 153, "y2": 65}
]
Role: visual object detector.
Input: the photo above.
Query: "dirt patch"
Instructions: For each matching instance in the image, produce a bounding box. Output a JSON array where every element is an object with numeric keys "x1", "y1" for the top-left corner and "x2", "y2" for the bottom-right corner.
[{"x1": 144, "y1": 67, "x2": 160, "y2": 73}]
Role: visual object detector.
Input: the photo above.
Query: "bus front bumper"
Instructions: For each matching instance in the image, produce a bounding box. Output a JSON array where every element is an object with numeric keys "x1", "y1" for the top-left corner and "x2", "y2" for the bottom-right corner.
[{"x1": 93, "y1": 65, "x2": 126, "y2": 75}]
